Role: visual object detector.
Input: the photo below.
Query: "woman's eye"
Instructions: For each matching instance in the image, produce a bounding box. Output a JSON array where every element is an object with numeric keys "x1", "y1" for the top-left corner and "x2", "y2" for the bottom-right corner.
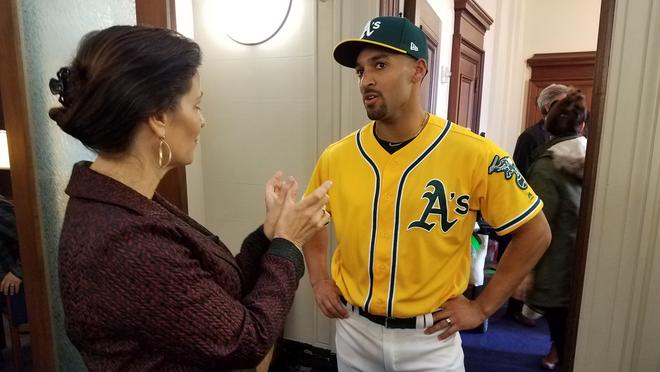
[{"x1": 376, "y1": 62, "x2": 385, "y2": 69}]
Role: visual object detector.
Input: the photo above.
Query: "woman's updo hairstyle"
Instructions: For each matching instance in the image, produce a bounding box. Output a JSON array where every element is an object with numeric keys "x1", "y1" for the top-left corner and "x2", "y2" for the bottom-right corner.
[
  {"x1": 48, "y1": 25, "x2": 201, "y2": 154},
  {"x1": 544, "y1": 89, "x2": 587, "y2": 137}
]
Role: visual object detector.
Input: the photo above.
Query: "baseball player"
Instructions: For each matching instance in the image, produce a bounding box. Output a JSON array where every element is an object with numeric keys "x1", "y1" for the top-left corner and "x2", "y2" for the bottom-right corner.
[{"x1": 304, "y1": 16, "x2": 551, "y2": 371}]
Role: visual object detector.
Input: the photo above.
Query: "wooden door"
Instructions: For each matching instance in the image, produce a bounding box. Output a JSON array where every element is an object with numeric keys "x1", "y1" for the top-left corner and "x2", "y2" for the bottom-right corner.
[
  {"x1": 525, "y1": 52, "x2": 596, "y2": 128},
  {"x1": 447, "y1": 0, "x2": 492, "y2": 133},
  {"x1": 403, "y1": 0, "x2": 440, "y2": 114},
  {"x1": 455, "y1": 40, "x2": 482, "y2": 132}
]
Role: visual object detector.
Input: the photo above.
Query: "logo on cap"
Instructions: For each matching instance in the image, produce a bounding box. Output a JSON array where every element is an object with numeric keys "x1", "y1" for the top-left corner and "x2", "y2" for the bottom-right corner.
[
  {"x1": 361, "y1": 20, "x2": 381, "y2": 38},
  {"x1": 410, "y1": 42, "x2": 419, "y2": 52}
]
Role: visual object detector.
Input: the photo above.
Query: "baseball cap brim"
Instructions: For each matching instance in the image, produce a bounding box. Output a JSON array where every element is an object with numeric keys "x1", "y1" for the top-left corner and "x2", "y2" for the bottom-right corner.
[{"x1": 333, "y1": 38, "x2": 407, "y2": 68}]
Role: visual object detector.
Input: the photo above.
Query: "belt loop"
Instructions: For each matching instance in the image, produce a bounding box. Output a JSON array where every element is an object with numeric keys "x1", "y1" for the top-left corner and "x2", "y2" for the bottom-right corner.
[
  {"x1": 424, "y1": 313, "x2": 433, "y2": 329},
  {"x1": 341, "y1": 297, "x2": 359, "y2": 316},
  {"x1": 416, "y1": 315, "x2": 425, "y2": 329}
]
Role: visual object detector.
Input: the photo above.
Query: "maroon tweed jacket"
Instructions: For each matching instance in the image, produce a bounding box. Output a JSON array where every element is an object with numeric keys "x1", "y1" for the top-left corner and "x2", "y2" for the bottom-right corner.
[{"x1": 59, "y1": 162, "x2": 305, "y2": 371}]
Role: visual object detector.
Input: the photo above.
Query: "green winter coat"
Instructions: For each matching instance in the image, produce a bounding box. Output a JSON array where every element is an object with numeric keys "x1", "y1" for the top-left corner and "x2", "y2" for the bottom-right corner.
[{"x1": 526, "y1": 135, "x2": 586, "y2": 308}]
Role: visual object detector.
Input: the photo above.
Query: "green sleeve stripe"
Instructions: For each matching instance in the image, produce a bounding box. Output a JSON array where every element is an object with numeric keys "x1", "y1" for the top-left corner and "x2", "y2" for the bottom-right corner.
[{"x1": 493, "y1": 196, "x2": 543, "y2": 233}]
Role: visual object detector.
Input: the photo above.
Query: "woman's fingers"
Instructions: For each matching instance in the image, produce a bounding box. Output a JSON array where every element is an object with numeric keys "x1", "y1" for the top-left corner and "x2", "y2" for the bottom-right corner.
[
  {"x1": 285, "y1": 178, "x2": 299, "y2": 202},
  {"x1": 265, "y1": 171, "x2": 283, "y2": 199},
  {"x1": 267, "y1": 170, "x2": 283, "y2": 189},
  {"x1": 299, "y1": 181, "x2": 331, "y2": 211}
]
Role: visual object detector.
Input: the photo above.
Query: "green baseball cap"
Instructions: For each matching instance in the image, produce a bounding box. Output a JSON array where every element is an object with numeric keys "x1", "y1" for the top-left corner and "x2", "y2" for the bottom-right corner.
[{"x1": 334, "y1": 16, "x2": 429, "y2": 68}]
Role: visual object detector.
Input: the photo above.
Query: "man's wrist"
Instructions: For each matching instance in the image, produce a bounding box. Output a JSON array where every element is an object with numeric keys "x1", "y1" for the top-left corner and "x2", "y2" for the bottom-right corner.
[{"x1": 473, "y1": 297, "x2": 492, "y2": 320}]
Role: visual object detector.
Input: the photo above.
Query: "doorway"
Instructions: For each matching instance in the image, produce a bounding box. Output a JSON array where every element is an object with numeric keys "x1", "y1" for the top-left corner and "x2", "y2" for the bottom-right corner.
[{"x1": 0, "y1": 1, "x2": 57, "y2": 371}]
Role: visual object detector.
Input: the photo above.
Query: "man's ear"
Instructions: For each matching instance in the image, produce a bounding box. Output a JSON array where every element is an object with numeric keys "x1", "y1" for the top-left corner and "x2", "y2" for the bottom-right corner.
[
  {"x1": 147, "y1": 111, "x2": 168, "y2": 138},
  {"x1": 412, "y1": 58, "x2": 428, "y2": 84}
]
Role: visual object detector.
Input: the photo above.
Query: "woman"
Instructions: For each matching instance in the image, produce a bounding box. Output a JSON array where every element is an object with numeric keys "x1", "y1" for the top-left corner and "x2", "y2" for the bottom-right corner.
[
  {"x1": 50, "y1": 26, "x2": 331, "y2": 371},
  {"x1": 526, "y1": 90, "x2": 587, "y2": 370}
]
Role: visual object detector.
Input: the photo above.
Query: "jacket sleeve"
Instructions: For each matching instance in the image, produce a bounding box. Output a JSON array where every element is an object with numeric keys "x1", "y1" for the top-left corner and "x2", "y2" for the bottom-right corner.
[
  {"x1": 528, "y1": 160, "x2": 560, "y2": 224},
  {"x1": 234, "y1": 226, "x2": 271, "y2": 293},
  {"x1": 100, "y1": 223, "x2": 304, "y2": 370},
  {"x1": 513, "y1": 131, "x2": 537, "y2": 178}
]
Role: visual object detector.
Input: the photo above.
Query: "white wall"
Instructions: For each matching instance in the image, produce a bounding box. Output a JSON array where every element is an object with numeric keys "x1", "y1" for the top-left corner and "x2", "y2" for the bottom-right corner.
[
  {"x1": 427, "y1": 0, "x2": 453, "y2": 118},
  {"x1": 192, "y1": 0, "x2": 317, "y2": 251},
  {"x1": 190, "y1": 0, "x2": 323, "y2": 347},
  {"x1": 475, "y1": 0, "x2": 497, "y2": 138},
  {"x1": 522, "y1": 0, "x2": 601, "y2": 56},
  {"x1": 479, "y1": 0, "x2": 528, "y2": 152}
]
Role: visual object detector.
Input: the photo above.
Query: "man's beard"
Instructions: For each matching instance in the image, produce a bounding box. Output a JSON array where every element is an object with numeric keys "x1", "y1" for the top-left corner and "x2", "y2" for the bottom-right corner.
[{"x1": 366, "y1": 103, "x2": 388, "y2": 120}]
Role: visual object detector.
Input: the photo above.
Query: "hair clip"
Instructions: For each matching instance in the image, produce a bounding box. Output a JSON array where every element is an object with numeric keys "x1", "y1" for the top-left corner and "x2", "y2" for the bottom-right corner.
[{"x1": 49, "y1": 67, "x2": 71, "y2": 105}]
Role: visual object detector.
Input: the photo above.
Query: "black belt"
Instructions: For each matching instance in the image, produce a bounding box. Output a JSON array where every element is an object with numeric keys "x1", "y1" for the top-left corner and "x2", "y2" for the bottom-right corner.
[{"x1": 340, "y1": 297, "x2": 418, "y2": 329}]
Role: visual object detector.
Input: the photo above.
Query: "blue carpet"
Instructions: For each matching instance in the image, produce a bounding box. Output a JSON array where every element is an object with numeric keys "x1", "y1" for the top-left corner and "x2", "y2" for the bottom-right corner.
[{"x1": 462, "y1": 310, "x2": 552, "y2": 372}]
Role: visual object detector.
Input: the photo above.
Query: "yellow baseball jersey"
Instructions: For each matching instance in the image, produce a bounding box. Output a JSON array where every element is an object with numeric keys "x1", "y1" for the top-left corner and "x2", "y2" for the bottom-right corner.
[{"x1": 305, "y1": 115, "x2": 543, "y2": 318}]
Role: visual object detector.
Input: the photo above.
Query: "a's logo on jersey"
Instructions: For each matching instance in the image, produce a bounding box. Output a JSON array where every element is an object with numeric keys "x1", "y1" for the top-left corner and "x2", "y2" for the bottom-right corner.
[
  {"x1": 488, "y1": 155, "x2": 528, "y2": 190},
  {"x1": 408, "y1": 179, "x2": 470, "y2": 233}
]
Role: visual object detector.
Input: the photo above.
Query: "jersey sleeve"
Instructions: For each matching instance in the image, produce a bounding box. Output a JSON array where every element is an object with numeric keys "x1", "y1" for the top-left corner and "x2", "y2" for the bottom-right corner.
[
  {"x1": 477, "y1": 141, "x2": 544, "y2": 235},
  {"x1": 304, "y1": 148, "x2": 332, "y2": 213}
]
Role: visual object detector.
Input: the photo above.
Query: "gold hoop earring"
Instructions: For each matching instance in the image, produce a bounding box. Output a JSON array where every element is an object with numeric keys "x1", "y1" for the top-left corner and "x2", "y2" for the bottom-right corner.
[{"x1": 158, "y1": 136, "x2": 172, "y2": 168}]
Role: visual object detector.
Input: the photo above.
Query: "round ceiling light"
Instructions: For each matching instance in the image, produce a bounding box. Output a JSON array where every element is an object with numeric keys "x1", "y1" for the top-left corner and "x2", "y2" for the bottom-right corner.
[{"x1": 223, "y1": 0, "x2": 293, "y2": 45}]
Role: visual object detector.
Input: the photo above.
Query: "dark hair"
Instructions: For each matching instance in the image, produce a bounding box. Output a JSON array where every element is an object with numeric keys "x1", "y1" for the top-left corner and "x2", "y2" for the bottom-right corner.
[
  {"x1": 49, "y1": 25, "x2": 202, "y2": 154},
  {"x1": 544, "y1": 89, "x2": 587, "y2": 137}
]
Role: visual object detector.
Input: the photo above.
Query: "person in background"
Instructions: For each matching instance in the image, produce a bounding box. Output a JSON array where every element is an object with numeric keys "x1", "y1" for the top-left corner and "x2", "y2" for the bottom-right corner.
[
  {"x1": 526, "y1": 90, "x2": 588, "y2": 370},
  {"x1": 0, "y1": 194, "x2": 25, "y2": 356},
  {"x1": 50, "y1": 25, "x2": 331, "y2": 372},
  {"x1": 513, "y1": 83, "x2": 571, "y2": 177},
  {"x1": 503, "y1": 83, "x2": 572, "y2": 325}
]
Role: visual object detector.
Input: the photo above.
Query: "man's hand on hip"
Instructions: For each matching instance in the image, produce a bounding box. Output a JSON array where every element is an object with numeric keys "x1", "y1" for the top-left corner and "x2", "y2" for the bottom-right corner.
[
  {"x1": 425, "y1": 295, "x2": 487, "y2": 340},
  {"x1": 312, "y1": 279, "x2": 349, "y2": 319}
]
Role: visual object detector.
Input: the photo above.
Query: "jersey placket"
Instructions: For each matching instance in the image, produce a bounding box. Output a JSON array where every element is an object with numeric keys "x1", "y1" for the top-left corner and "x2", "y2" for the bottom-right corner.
[{"x1": 370, "y1": 158, "x2": 406, "y2": 316}]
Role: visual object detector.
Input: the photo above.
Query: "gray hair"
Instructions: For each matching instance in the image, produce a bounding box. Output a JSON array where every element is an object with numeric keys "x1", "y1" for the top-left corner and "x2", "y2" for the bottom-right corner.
[{"x1": 537, "y1": 84, "x2": 571, "y2": 114}]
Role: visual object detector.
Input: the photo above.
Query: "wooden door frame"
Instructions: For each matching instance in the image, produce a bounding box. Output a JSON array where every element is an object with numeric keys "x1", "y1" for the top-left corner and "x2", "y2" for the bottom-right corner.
[
  {"x1": 135, "y1": 0, "x2": 189, "y2": 213},
  {"x1": 0, "y1": 0, "x2": 57, "y2": 370},
  {"x1": 565, "y1": 0, "x2": 615, "y2": 370}
]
